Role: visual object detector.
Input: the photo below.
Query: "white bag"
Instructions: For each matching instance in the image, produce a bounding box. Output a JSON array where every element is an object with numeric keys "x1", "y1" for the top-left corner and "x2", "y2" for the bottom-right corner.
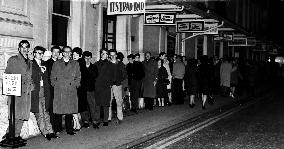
[
  {"x1": 138, "y1": 98, "x2": 145, "y2": 109},
  {"x1": 20, "y1": 112, "x2": 40, "y2": 139},
  {"x1": 72, "y1": 113, "x2": 81, "y2": 130}
]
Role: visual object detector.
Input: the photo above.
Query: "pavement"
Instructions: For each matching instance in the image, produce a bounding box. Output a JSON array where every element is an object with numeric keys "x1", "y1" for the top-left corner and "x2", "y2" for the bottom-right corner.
[{"x1": 1, "y1": 83, "x2": 269, "y2": 149}]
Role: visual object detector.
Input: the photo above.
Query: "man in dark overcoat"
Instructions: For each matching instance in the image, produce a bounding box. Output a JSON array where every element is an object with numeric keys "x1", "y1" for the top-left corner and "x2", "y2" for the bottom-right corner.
[
  {"x1": 3, "y1": 40, "x2": 33, "y2": 142},
  {"x1": 93, "y1": 49, "x2": 115, "y2": 127},
  {"x1": 43, "y1": 45, "x2": 62, "y2": 133},
  {"x1": 129, "y1": 53, "x2": 144, "y2": 113},
  {"x1": 82, "y1": 51, "x2": 98, "y2": 128},
  {"x1": 142, "y1": 52, "x2": 158, "y2": 110},
  {"x1": 50, "y1": 46, "x2": 81, "y2": 135}
]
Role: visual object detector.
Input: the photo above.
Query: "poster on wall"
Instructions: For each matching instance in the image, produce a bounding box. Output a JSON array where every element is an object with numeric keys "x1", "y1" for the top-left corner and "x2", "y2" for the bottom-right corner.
[
  {"x1": 107, "y1": 0, "x2": 145, "y2": 15},
  {"x1": 144, "y1": 12, "x2": 176, "y2": 25}
]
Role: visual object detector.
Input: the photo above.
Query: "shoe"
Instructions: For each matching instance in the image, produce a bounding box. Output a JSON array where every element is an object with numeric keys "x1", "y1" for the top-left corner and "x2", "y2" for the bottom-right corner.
[
  {"x1": 15, "y1": 136, "x2": 27, "y2": 142},
  {"x1": 49, "y1": 133, "x2": 59, "y2": 139},
  {"x1": 67, "y1": 132, "x2": 76, "y2": 135},
  {"x1": 131, "y1": 109, "x2": 138, "y2": 114},
  {"x1": 55, "y1": 131, "x2": 61, "y2": 135},
  {"x1": 103, "y1": 122, "x2": 108, "y2": 126},
  {"x1": 116, "y1": 120, "x2": 122, "y2": 125},
  {"x1": 202, "y1": 105, "x2": 206, "y2": 110},
  {"x1": 82, "y1": 122, "x2": 90, "y2": 128},
  {"x1": 108, "y1": 120, "x2": 112, "y2": 123},
  {"x1": 73, "y1": 128, "x2": 80, "y2": 132},
  {"x1": 92, "y1": 123, "x2": 100, "y2": 129},
  {"x1": 189, "y1": 103, "x2": 195, "y2": 108},
  {"x1": 45, "y1": 134, "x2": 52, "y2": 141},
  {"x1": 2, "y1": 133, "x2": 8, "y2": 140}
]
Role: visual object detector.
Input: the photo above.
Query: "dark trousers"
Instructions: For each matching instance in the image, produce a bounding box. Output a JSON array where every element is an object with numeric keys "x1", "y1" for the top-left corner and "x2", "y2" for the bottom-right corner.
[
  {"x1": 85, "y1": 91, "x2": 95, "y2": 122},
  {"x1": 94, "y1": 106, "x2": 109, "y2": 123},
  {"x1": 53, "y1": 114, "x2": 62, "y2": 133},
  {"x1": 65, "y1": 114, "x2": 73, "y2": 133},
  {"x1": 144, "y1": 97, "x2": 154, "y2": 110},
  {"x1": 129, "y1": 79, "x2": 142, "y2": 110},
  {"x1": 172, "y1": 78, "x2": 184, "y2": 104}
]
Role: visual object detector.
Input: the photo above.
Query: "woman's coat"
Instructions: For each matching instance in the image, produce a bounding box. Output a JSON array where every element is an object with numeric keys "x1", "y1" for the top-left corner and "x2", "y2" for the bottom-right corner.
[{"x1": 220, "y1": 62, "x2": 232, "y2": 87}]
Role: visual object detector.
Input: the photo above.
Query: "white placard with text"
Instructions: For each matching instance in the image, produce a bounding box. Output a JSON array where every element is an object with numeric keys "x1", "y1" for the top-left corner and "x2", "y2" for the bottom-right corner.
[{"x1": 2, "y1": 74, "x2": 21, "y2": 96}]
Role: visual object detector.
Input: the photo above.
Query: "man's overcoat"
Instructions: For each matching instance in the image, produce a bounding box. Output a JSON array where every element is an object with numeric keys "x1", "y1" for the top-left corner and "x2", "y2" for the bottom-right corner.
[
  {"x1": 142, "y1": 59, "x2": 158, "y2": 98},
  {"x1": 30, "y1": 60, "x2": 51, "y2": 113},
  {"x1": 5, "y1": 53, "x2": 33, "y2": 120},
  {"x1": 94, "y1": 60, "x2": 115, "y2": 106},
  {"x1": 50, "y1": 59, "x2": 81, "y2": 114}
]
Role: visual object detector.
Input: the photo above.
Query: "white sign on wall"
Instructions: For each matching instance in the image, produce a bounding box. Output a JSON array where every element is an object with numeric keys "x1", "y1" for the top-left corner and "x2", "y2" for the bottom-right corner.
[
  {"x1": 2, "y1": 74, "x2": 21, "y2": 96},
  {"x1": 107, "y1": 0, "x2": 145, "y2": 15}
]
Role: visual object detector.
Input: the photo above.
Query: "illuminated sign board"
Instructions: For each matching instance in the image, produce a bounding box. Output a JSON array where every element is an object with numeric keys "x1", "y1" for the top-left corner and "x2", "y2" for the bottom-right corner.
[
  {"x1": 107, "y1": 0, "x2": 145, "y2": 15},
  {"x1": 176, "y1": 20, "x2": 204, "y2": 33},
  {"x1": 144, "y1": 12, "x2": 176, "y2": 25}
]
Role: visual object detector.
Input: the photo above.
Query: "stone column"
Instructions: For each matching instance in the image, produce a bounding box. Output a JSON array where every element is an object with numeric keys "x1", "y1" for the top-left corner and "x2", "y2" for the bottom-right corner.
[
  {"x1": 203, "y1": 35, "x2": 208, "y2": 55},
  {"x1": 116, "y1": 15, "x2": 129, "y2": 63},
  {"x1": 219, "y1": 41, "x2": 224, "y2": 58}
]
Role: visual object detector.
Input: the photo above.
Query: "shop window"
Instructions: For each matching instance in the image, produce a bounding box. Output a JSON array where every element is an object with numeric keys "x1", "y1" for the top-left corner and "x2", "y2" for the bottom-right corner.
[{"x1": 52, "y1": 0, "x2": 70, "y2": 46}]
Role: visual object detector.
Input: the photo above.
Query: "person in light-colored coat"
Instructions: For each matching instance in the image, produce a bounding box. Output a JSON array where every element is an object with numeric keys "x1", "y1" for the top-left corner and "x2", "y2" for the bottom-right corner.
[
  {"x1": 220, "y1": 58, "x2": 232, "y2": 96},
  {"x1": 51, "y1": 46, "x2": 81, "y2": 135}
]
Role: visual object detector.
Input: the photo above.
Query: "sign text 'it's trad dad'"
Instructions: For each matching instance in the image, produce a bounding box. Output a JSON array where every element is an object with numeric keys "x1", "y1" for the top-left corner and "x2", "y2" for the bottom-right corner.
[{"x1": 107, "y1": 0, "x2": 145, "y2": 15}]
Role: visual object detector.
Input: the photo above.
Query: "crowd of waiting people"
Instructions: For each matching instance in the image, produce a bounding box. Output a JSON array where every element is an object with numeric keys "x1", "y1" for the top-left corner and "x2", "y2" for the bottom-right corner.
[{"x1": 2, "y1": 40, "x2": 281, "y2": 143}]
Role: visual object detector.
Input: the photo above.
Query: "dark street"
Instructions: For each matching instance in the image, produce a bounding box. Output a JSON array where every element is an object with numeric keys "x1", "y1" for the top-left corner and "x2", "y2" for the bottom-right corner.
[{"x1": 154, "y1": 82, "x2": 284, "y2": 149}]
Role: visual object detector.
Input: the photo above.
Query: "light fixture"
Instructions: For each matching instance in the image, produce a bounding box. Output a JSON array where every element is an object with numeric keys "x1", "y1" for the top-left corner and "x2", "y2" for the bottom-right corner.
[
  {"x1": 91, "y1": 0, "x2": 100, "y2": 8},
  {"x1": 91, "y1": 0, "x2": 100, "y2": 5}
]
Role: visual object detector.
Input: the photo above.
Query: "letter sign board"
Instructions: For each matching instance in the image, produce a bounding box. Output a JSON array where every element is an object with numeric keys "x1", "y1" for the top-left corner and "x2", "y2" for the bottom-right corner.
[
  {"x1": 176, "y1": 20, "x2": 204, "y2": 33},
  {"x1": 144, "y1": 12, "x2": 176, "y2": 25},
  {"x1": 2, "y1": 74, "x2": 21, "y2": 96},
  {"x1": 107, "y1": 0, "x2": 145, "y2": 15}
]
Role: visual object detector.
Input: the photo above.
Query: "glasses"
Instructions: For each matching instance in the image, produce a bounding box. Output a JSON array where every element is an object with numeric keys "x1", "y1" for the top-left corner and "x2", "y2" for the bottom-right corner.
[
  {"x1": 63, "y1": 51, "x2": 72, "y2": 53},
  {"x1": 35, "y1": 52, "x2": 44, "y2": 55}
]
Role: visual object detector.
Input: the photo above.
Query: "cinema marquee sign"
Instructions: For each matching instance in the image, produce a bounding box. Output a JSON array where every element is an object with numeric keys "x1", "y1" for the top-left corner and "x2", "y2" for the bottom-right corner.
[
  {"x1": 107, "y1": 0, "x2": 145, "y2": 15},
  {"x1": 144, "y1": 12, "x2": 176, "y2": 25}
]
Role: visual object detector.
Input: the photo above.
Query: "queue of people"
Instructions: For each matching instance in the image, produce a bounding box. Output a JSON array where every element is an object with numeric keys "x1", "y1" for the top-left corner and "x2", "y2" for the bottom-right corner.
[{"x1": 3, "y1": 40, "x2": 275, "y2": 143}]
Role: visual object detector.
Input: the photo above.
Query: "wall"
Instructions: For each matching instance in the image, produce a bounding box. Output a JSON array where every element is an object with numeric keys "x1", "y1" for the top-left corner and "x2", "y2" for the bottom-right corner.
[
  {"x1": 30, "y1": 0, "x2": 48, "y2": 48},
  {"x1": 84, "y1": 2, "x2": 101, "y2": 62},
  {"x1": 143, "y1": 25, "x2": 160, "y2": 56},
  {"x1": 0, "y1": 0, "x2": 48, "y2": 140},
  {"x1": 184, "y1": 34, "x2": 195, "y2": 58},
  {"x1": 131, "y1": 16, "x2": 140, "y2": 54}
]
